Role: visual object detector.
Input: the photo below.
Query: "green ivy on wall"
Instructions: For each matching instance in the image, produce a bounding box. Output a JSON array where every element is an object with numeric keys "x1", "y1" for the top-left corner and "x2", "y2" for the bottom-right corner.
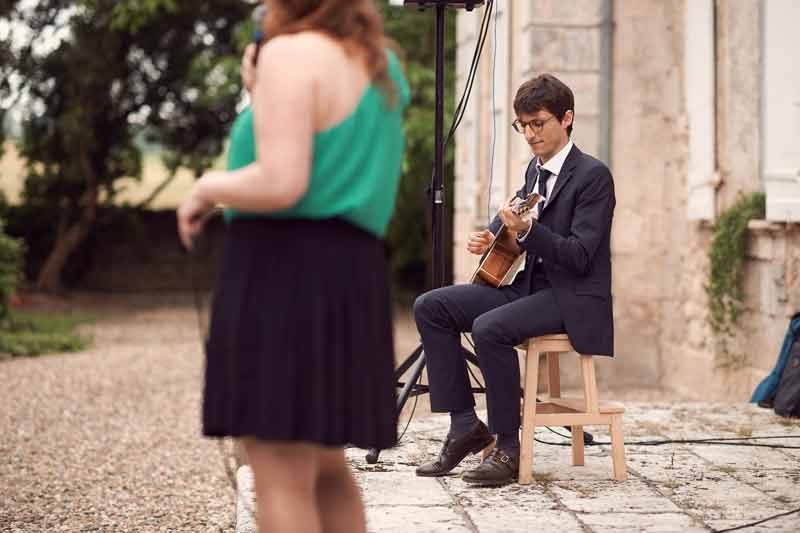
[{"x1": 706, "y1": 191, "x2": 766, "y2": 365}]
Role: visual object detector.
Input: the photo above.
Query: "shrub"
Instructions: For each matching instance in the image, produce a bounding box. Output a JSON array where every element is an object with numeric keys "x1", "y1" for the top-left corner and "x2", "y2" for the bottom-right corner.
[
  {"x1": 706, "y1": 191, "x2": 766, "y2": 367},
  {"x1": 0, "y1": 217, "x2": 25, "y2": 319},
  {"x1": 0, "y1": 311, "x2": 91, "y2": 357}
]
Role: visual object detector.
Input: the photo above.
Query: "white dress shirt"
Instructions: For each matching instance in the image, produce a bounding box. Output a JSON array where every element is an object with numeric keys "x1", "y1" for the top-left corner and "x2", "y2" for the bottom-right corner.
[{"x1": 518, "y1": 139, "x2": 573, "y2": 240}]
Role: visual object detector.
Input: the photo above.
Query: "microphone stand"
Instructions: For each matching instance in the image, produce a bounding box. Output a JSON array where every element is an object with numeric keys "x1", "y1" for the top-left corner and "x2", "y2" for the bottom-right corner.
[
  {"x1": 366, "y1": 0, "x2": 592, "y2": 464},
  {"x1": 366, "y1": 0, "x2": 486, "y2": 465}
]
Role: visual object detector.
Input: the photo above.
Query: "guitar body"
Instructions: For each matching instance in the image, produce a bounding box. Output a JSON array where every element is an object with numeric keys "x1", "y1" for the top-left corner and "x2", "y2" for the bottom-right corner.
[
  {"x1": 469, "y1": 191, "x2": 542, "y2": 288},
  {"x1": 471, "y1": 228, "x2": 524, "y2": 287}
]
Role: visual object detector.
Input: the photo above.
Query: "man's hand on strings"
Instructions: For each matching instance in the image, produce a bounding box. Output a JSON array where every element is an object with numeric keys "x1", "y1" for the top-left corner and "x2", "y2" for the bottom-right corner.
[{"x1": 466, "y1": 229, "x2": 493, "y2": 256}]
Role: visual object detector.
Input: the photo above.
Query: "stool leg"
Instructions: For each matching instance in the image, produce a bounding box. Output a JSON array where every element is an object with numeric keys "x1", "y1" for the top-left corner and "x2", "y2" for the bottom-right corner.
[
  {"x1": 571, "y1": 425, "x2": 584, "y2": 466},
  {"x1": 519, "y1": 345, "x2": 540, "y2": 484},
  {"x1": 610, "y1": 414, "x2": 627, "y2": 481},
  {"x1": 580, "y1": 356, "x2": 599, "y2": 414},
  {"x1": 547, "y1": 353, "x2": 560, "y2": 399}
]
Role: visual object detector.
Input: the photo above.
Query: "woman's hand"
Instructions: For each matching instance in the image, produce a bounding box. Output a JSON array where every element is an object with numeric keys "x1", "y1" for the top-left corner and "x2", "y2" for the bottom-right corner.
[
  {"x1": 466, "y1": 229, "x2": 494, "y2": 256},
  {"x1": 241, "y1": 43, "x2": 258, "y2": 93},
  {"x1": 177, "y1": 181, "x2": 216, "y2": 250}
]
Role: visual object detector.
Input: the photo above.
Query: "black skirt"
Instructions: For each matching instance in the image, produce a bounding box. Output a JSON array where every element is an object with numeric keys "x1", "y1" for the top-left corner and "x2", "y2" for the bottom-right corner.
[{"x1": 202, "y1": 217, "x2": 397, "y2": 450}]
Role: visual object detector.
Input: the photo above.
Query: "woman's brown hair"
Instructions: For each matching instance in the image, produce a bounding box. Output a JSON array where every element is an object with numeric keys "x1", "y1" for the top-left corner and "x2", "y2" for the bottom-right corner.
[{"x1": 264, "y1": 0, "x2": 398, "y2": 106}]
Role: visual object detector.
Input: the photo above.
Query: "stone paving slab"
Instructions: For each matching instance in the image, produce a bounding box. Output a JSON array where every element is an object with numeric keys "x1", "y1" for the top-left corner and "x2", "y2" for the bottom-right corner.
[
  {"x1": 236, "y1": 402, "x2": 800, "y2": 532},
  {"x1": 365, "y1": 505, "x2": 472, "y2": 533},
  {"x1": 579, "y1": 512, "x2": 708, "y2": 533}
]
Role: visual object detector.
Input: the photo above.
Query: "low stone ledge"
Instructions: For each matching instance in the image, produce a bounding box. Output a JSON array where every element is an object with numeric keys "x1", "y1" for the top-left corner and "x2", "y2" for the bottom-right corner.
[{"x1": 235, "y1": 465, "x2": 257, "y2": 533}]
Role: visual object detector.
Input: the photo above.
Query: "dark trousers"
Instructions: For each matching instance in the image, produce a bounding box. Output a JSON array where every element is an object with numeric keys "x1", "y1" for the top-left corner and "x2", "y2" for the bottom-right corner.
[{"x1": 413, "y1": 273, "x2": 565, "y2": 434}]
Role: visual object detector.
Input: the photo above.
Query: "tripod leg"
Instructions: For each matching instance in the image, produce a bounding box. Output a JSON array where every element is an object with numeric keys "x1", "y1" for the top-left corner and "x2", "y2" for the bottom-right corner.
[
  {"x1": 365, "y1": 351, "x2": 427, "y2": 464},
  {"x1": 393, "y1": 345, "x2": 424, "y2": 380},
  {"x1": 396, "y1": 351, "x2": 427, "y2": 411}
]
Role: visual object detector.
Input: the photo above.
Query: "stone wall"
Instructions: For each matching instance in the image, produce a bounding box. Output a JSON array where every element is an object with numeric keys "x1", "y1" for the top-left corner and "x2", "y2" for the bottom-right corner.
[
  {"x1": 610, "y1": 0, "x2": 688, "y2": 388},
  {"x1": 657, "y1": 0, "x2": 799, "y2": 400}
]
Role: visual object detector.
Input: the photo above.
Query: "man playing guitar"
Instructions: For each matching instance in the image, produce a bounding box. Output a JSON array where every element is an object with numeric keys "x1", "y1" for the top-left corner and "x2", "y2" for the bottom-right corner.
[{"x1": 413, "y1": 73, "x2": 616, "y2": 487}]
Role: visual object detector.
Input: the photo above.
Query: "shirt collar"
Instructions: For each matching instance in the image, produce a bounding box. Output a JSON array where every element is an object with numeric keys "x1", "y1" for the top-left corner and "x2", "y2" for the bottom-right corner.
[{"x1": 537, "y1": 139, "x2": 573, "y2": 177}]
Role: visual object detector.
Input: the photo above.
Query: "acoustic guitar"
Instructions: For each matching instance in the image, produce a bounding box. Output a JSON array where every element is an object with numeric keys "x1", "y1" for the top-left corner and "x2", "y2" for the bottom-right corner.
[{"x1": 469, "y1": 192, "x2": 543, "y2": 287}]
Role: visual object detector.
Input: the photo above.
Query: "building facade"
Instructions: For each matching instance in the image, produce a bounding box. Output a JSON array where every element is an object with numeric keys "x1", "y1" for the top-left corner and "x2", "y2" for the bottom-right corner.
[{"x1": 453, "y1": 0, "x2": 800, "y2": 400}]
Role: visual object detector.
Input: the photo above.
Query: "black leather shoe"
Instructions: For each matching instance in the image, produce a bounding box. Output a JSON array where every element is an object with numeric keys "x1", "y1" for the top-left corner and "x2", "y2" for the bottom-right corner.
[
  {"x1": 415, "y1": 421, "x2": 494, "y2": 477},
  {"x1": 462, "y1": 448, "x2": 519, "y2": 487}
]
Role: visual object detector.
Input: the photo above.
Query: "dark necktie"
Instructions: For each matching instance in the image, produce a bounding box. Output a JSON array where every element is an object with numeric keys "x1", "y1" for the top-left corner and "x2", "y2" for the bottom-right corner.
[{"x1": 537, "y1": 167, "x2": 551, "y2": 217}]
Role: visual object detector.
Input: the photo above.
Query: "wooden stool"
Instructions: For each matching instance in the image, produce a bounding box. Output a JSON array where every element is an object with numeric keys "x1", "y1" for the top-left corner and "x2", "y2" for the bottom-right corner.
[{"x1": 518, "y1": 334, "x2": 627, "y2": 483}]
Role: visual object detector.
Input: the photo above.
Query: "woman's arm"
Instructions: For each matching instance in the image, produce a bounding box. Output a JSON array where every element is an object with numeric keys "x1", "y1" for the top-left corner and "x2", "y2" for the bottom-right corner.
[
  {"x1": 195, "y1": 35, "x2": 315, "y2": 211},
  {"x1": 178, "y1": 35, "x2": 316, "y2": 248}
]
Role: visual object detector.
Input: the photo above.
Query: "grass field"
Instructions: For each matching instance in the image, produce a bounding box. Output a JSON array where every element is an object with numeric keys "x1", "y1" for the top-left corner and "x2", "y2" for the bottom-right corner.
[{"x1": 1, "y1": 141, "x2": 219, "y2": 209}]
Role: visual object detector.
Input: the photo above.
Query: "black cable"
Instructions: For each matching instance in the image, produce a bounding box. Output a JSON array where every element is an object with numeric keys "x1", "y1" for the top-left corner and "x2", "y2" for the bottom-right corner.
[
  {"x1": 446, "y1": 0, "x2": 490, "y2": 138},
  {"x1": 422, "y1": 0, "x2": 494, "y2": 198},
  {"x1": 430, "y1": 0, "x2": 493, "y2": 187},
  {"x1": 546, "y1": 425, "x2": 570, "y2": 439},
  {"x1": 397, "y1": 390, "x2": 419, "y2": 444},
  {"x1": 486, "y1": 0, "x2": 498, "y2": 223},
  {"x1": 538, "y1": 429, "x2": 800, "y2": 449},
  {"x1": 713, "y1": 506, "x2": 800, "y2": 532},
  {"x1": 423, "y1": 0, "x2": 495, "y2": 286},
  {"x1": 445, "y1": 0, "x2": 494, "y2": 146}
]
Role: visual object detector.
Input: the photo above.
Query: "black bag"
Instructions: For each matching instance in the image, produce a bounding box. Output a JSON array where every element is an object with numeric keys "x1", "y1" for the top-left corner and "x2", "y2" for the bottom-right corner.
[{"x1": 774, "y1": 336, "x2": 800, "y2": 417}]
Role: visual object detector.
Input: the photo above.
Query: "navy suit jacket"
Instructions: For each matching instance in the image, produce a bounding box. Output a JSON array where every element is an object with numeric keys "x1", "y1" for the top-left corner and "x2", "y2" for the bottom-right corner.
[{"x1": 488, "y1": 144, "x2": 615, "y2": 356}]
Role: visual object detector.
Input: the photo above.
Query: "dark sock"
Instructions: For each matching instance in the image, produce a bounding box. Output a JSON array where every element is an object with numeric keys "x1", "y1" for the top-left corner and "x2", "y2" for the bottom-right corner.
[
  {"x1": 447, "y1": 408, "x2": 479, "y2": 440},
  {"x1": 496, "y1": 431, "x2": 520, "y2": 456}
]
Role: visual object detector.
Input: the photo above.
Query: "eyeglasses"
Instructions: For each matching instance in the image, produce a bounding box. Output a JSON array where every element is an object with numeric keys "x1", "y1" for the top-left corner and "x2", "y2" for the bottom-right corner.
[{"x1": 511, "y1": 115, "x2": 557, "y2": 134}]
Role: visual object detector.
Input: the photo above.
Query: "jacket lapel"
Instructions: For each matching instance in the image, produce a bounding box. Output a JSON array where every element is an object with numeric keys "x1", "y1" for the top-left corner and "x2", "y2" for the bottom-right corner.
[
  {"x1": 542, "y1": 144, "x2": 581, "y2": 214},
  {"x1": 523, "y1": 158, "x2": 539, "y2": 196}
]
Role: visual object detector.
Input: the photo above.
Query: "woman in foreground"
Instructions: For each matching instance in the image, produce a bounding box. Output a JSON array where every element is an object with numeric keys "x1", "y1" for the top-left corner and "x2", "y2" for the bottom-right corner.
[{"x1": 177, "y1": 1, "x2": 410, "y2": 531}]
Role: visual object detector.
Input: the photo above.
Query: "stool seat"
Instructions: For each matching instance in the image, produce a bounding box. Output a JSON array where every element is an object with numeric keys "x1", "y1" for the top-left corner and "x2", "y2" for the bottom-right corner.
[
  {"x1": 548, "y1": 398, "x2": 625, "y2": 414},
  {"x1": 529, "y1": 334, "x2": 574, "y2": 353},
  {"x1": 536, "y1": 334, "x2": 570, "y2": 340},
  {"x1": 517, "y1": 334, "x2": 627, "y2": 483}
]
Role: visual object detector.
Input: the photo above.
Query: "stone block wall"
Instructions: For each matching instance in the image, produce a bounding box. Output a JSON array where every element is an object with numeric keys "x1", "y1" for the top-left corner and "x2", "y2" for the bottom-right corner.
[{"x1": 610, "y1": 0, "x2": 688, "y2": 388}]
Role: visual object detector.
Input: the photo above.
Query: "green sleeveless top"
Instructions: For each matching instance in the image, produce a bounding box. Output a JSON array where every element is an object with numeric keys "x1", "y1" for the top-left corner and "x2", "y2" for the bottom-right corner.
[{"x1": 224, "y1": 50, "x2": 410, "y2": 238}]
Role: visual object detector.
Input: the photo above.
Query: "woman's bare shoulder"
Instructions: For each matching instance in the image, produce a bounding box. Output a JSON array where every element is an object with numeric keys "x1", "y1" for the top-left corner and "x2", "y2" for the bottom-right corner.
[{"x1": 260, "y1": 31, "x2": 340, "y2": 65}]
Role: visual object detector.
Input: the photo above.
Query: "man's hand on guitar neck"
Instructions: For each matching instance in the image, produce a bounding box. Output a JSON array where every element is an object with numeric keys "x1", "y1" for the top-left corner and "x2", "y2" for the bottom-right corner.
[{"x1": 498, "y1": 195, "x2": 536, "y2": 233}]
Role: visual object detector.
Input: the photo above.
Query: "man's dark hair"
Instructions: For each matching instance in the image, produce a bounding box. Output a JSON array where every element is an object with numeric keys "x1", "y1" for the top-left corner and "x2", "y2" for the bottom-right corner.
[{"x1": 513, "y1": 73, "x2": 574, "y2": 136}]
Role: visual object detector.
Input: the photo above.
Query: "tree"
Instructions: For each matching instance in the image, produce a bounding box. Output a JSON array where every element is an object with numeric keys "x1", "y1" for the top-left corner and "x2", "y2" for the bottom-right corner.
[{"x1": 1, "y1": 0, "x2": 253, "y2": 291}]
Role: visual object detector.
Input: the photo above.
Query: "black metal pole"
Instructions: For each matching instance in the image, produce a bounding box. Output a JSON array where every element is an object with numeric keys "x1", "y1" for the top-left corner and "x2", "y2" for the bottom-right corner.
[{"x1": 431, "y1": 2, "x2": 446, "y2": 289}]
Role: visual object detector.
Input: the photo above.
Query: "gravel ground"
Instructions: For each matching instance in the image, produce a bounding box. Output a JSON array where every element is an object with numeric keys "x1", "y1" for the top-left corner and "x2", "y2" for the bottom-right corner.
[{"x1": 1, "y1": 293, "x2": 237, "y2": 532}]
